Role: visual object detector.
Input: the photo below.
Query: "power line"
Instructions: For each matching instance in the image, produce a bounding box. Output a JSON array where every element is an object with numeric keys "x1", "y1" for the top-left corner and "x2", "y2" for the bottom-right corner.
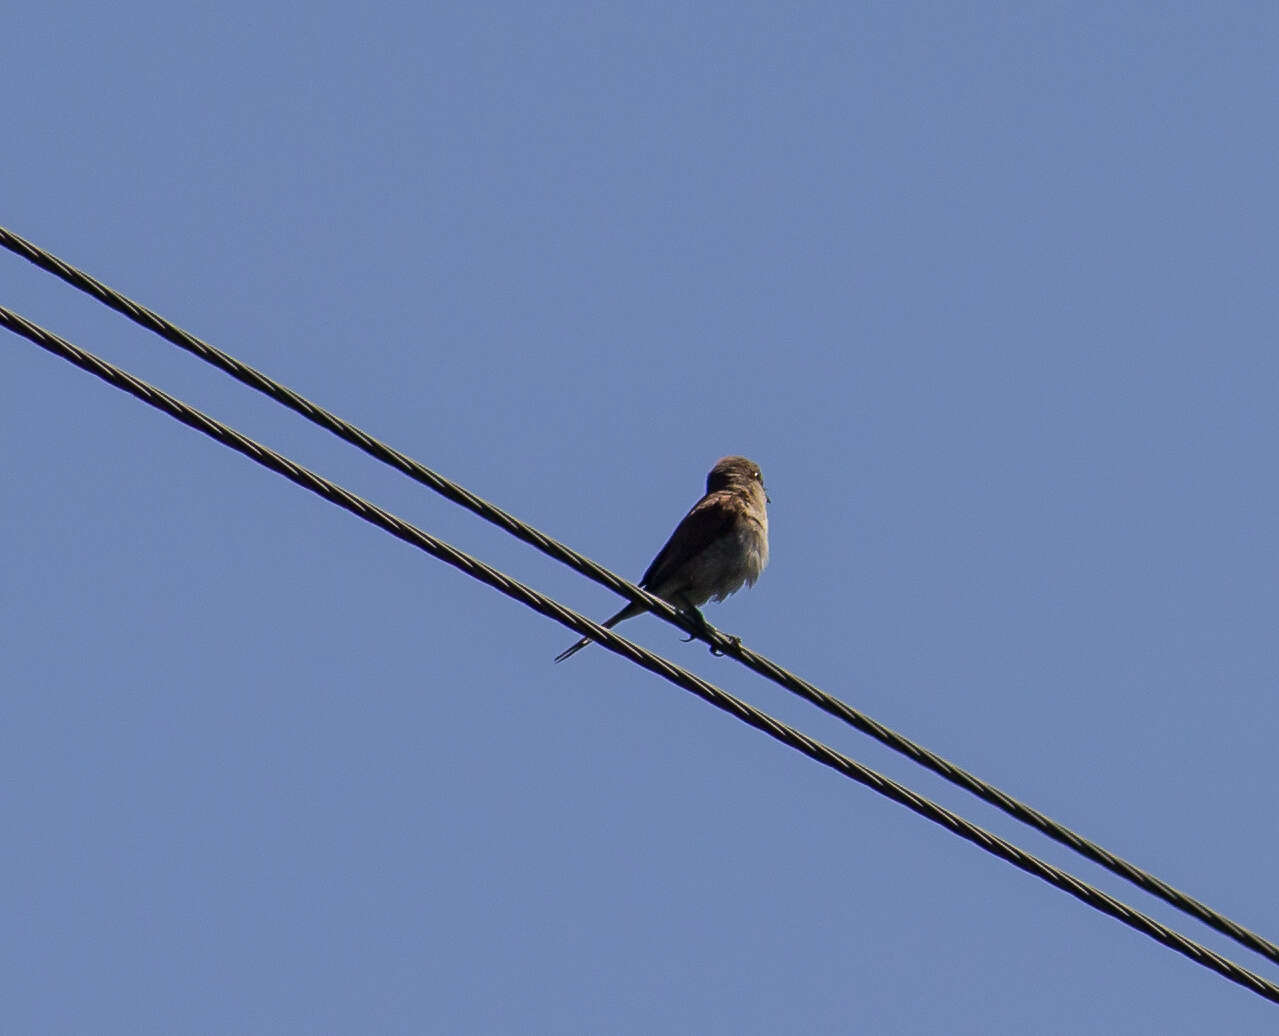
[
  {"x1": 5, "y1": 301, "x2": 1279, "y2": 1007},
  {"x1": 3, "y1": 224, "x2": 1277, "y2": 971}
]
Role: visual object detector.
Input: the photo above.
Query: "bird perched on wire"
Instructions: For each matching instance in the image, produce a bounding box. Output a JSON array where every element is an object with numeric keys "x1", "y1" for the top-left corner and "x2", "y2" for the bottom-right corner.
[{"x1": 555, "y1": 455, "x2": 770, "y2": 662}]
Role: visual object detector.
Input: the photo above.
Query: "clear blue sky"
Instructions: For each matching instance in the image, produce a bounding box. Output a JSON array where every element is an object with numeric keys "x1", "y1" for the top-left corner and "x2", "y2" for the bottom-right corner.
[{"x1": 5, "y1": 4, "x2": 1279, "y2": 1033}]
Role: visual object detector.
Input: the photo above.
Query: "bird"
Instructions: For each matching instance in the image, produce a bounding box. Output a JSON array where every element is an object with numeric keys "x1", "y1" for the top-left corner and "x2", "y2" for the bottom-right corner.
[{"x1": 555, "y1": 455, "x2": 769, "y2": 662}]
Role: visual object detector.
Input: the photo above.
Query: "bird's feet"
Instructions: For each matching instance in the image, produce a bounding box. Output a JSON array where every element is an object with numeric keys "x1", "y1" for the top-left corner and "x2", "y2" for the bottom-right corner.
[
  {"x1": 677, "y1": 603, "x2": 713, "y2": 643},
  {"x1": 676, "y1": 604, "x2": 737, "y2": 654}
]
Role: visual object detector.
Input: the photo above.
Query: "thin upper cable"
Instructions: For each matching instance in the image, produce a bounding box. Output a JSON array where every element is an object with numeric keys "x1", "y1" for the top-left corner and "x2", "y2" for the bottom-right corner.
[
  {"x1": 4, "y1": 225, "x2": 1278, "y2": 971},
  {"x1": 4, "y1": 302, "x2": 1279, "y2": 1007}
]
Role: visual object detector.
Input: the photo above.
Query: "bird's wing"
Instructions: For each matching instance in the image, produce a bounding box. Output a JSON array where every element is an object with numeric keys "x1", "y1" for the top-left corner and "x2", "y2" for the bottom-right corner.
[{"x1": 639, "y1": 492, "x2": 738, "y2": 592}]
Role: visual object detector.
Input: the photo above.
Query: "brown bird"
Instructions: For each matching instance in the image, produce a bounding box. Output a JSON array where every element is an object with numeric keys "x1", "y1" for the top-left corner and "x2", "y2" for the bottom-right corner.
[{"x1": 555, "y1": 456, "x2": 770, "y2": 662}]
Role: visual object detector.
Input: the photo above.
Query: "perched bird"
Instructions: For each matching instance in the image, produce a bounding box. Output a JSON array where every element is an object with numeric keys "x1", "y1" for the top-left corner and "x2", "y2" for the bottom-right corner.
[{"x1": 555, "y1": 455, "x2": 769, "y2": 662}]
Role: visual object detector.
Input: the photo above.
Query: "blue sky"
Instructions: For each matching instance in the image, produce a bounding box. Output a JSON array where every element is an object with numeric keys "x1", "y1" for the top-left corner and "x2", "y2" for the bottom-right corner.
[{"x1": 5, "y1": 3, "x2": 1279, "y2": 1032}]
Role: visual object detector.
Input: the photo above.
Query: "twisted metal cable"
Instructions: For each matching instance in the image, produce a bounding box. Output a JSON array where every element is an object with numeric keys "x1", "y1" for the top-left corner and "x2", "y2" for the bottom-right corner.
[
  {"x1": 5, "y1": 303, "x2": 1279, "y2": 1008},
  {"x1": 4, "y1": 226, "x2": 1278, "y2": 973}
]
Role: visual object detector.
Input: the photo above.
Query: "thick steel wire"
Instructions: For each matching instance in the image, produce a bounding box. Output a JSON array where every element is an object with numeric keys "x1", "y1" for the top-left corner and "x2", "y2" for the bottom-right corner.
[
  {"x1": 4, "y1": 225, "x2": 1278, "y2": 972},
  {"x1": 5, "y1": 302, "x2": 1279, "y2": 1007}
]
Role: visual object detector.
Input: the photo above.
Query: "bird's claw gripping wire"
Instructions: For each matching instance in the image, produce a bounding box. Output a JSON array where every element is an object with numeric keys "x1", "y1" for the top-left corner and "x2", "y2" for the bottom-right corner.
[
  {"x1": 677, "y1": 603, "x2": 736, "y2": 653},
  {"x1": 676, "y1": 601, "x2": 710, "y2": 639}
]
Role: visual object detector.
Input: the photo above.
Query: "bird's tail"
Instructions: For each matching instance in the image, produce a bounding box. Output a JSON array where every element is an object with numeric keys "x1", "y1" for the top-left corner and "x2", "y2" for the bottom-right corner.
[{"x1": 553, "y1": 602, "x2": 643, "y2": 663}]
